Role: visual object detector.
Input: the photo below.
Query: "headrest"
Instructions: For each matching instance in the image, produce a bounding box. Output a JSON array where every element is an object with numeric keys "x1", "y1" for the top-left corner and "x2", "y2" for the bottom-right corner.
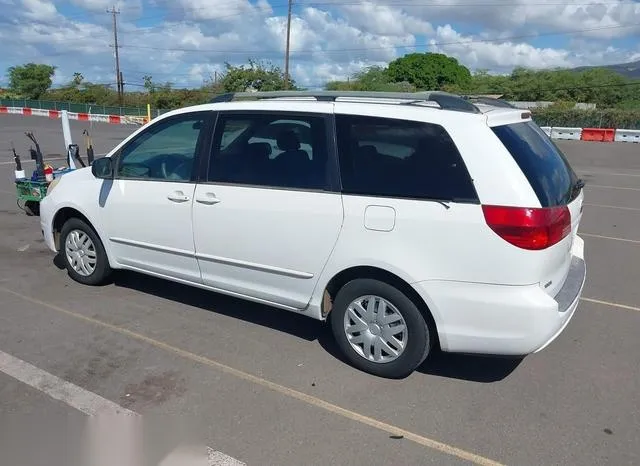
[{"x1": 276, "y1": 130, "x2": 301, "y2": 151}]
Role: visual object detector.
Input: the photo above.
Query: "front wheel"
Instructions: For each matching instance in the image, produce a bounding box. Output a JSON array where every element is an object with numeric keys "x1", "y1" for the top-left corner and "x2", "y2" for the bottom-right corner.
[
  {"x1": 330, "y1": 278, "x2": 432, "y2": 379},
  {"x1": 60, "y1": 217, "x2": 112, "y2": 286}
]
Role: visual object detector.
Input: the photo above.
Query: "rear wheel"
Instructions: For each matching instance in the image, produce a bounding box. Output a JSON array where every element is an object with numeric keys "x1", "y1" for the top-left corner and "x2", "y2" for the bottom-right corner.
[
  {"x1": 60, "y1": 218, "x2": 112, "y2": 286},
  {"x1": 330, "y1": 278, "x2": 432, "y2": 378}
]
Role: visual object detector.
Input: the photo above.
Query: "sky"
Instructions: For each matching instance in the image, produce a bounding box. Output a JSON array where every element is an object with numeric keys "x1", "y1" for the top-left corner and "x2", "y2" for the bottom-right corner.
[{"x1": 1, "y1": 0, "x2": 639, "y2": 90}]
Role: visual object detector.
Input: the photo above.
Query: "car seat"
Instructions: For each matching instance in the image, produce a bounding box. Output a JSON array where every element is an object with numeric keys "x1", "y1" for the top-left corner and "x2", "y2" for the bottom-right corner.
[{"x1": 273, "y1": 129, "x2": 312, "y2": 188}]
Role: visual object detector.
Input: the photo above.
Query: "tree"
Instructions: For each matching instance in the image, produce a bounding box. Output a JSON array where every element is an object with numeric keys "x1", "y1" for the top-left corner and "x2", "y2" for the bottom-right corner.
[
  {"x1": 327, "y1": 66, "x2": 395, "y2": 91},
  {"x1": 143, "y1": 75, "x2": 155, "y2": 93},
  {"x1": 219, "y1": 59, "x2": 295, "y2": 92},
  {"x1": 72, "y1": 72, "x2": 84, "y2": 87},
  {"x1": 7, "y1": 63, "x2": 56, "y2": 99},
  {"x1": 386, "y1": 53, "x2": 472, "y2": 91}
]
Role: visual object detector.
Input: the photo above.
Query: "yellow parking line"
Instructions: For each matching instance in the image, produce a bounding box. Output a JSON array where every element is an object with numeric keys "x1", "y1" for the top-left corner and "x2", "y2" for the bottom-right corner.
[
  {"x1": 581, "y1": 297, "x2": 640, "y2": 313},
  {"x1": 0, "y1": 286, "x2": 503, "y2": 466},
  {"x1": 581, "y1": 233, "x2": 640, "y2": 244},
  {"x1": 579, "y1": 171, "x2": 640, "y2": 178},
  {"x1": 587, "y1": 184, "x2": 640, "y2": 192},
  {"x1": 584, "y1": 203, "x2": 640, "y2": 212}
]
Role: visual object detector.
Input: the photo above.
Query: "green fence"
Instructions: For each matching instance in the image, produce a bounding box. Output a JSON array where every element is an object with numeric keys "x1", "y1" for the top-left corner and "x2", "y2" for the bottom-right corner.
[
  {"x1": 0, "y1": 99, "x2": 166, "y2": 117},
  {"x1": 532, "y1": 108, "x2": 640, "y2": 130}
]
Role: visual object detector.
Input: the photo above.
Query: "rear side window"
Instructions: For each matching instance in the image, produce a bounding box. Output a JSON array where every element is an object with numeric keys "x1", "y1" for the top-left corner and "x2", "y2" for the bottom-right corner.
[
  {"x1": 335, "y1": 115, "x2": 478, "y2": 202},
  {"x1": 492, "y1": 121, "x2": 578, "y2": 207},
  {"x1": 209, "y1": 112, "x2": 330, "y2": 191}
]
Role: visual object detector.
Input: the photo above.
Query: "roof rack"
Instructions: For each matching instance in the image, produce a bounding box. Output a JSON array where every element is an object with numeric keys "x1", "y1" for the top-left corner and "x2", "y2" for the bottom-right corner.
[{"x1": 210, "y1": 90, "x2": 481, "y2": 113}]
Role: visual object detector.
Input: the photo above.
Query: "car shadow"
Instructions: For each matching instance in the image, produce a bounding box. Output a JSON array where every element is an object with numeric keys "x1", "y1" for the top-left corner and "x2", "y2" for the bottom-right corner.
[
  {"x1": 110, "y1": 270, "x2": 523, "y2": 382},
  {"x1": 417, "y1": 350, "x2": 524, "y2": 383},
  {"x1": 112, "y1": 271, "x2": 322, "y2": 342},
  {"x1": 316, "y1": 331, "x2": 523, "y2": 383}
]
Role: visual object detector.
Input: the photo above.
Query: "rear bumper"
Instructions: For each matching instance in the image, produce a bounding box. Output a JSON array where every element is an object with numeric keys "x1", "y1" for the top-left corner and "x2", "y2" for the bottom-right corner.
[
  {"x1": 413, "y1": 236, "x2": 586, "y2": 356},
  {"x1": 533, "y1": 254, "x2": 585, "y2": 353}
]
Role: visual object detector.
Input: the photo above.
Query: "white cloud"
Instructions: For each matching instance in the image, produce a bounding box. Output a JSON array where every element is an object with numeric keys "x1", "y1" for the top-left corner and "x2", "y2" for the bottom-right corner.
[
  {"x1": 339, "y1": 2, "x2": 434, "y2": 37},
  {"x1": 187, "y1": 63, "x2": 225, "y2": 83},
  {"x1": 150, "y1": 0, "x2": 267, "y2": 21},
  {"x1": 362, "y1": 0, "x2": 640, "y2": 40},
  {"x1": 1, "y1": 0, "x2": 639, "y2": 90},
  {"x1": 69, "y1": 0, "x2": 143, "y2": 14},
  {"x1": 429, "y1": 25, "x2": 574, "y2": 71},
  {"x1": 22, "y1": 0, "x2": 57, "y2": 21}
]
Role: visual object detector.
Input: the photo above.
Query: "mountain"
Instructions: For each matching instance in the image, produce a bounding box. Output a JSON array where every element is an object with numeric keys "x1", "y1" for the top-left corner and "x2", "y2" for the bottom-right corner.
[{"x1": 571, "y1": 60, "x2": 640, "y2": 79}]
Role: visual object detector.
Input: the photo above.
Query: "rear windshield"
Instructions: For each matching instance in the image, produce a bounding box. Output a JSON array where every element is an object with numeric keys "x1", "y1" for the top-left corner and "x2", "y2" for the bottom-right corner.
[{"x1": 492, "y1": 121, "x2": 579, "y2": 207}]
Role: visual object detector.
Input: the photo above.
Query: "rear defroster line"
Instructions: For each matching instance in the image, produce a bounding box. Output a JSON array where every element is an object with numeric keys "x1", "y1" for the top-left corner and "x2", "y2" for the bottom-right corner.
[{"x1": 0, "y1": 286, "x2": 504, "y2": 466}]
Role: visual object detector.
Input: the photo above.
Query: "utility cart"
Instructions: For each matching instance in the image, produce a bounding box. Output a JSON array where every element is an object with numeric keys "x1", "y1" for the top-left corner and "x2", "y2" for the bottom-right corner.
[
  {"x1": 12, "y1": 131, "x2": 85, "y2": 216},
  {"x1": 15, "y1": 178, "x2": 50, "y2": 216}
]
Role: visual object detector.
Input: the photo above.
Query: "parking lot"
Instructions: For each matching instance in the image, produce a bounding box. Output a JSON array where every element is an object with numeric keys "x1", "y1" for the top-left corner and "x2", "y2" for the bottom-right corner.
[{"x1": 0, "y1": 113, "x2": 638, "y2": 465}]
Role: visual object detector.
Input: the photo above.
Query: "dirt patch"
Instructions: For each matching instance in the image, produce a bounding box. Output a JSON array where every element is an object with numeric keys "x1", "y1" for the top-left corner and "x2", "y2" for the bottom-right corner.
[
  {"x1": 62, "y1": 346, "x2": 140, "y2": 392},
  {"x1": 120, "y1": 371, "x2": 187, "y2": 410}
]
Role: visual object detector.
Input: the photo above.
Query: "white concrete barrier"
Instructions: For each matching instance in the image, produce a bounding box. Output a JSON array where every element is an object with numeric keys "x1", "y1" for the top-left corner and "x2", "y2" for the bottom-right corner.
[
  {"x1": 121, "y1": 115, "x2": 146, "y2": 125},
  {"x1": 550, "y1": 127, "x2": 582, "y2": 141},
  {"x1": 614, "y1": 129, "x2": 640, "y2": 143},
  {"x1": 1, "y1": 106, "x2": 144, "y2": 125},
  {"x1": 540, "y1": 126, "x2": 552, "y2": 137},
  {"x1": 89, "y1": 114, "x2": 110, "y2": 123}
]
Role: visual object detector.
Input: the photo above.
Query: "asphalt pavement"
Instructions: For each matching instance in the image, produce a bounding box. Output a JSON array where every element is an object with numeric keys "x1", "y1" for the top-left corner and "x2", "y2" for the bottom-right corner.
[{"x1": 0, "y1": 113, "x2": 638, "y2": 465}]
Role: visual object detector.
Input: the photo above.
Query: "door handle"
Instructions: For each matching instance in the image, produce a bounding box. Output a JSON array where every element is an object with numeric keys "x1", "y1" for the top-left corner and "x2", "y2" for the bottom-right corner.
[
  {"x1": 167, "y1": 191, "x2": 190, "y2": 203},
  {"x1": 195, "y1": 192, "x2": 221, "y2": 205}
]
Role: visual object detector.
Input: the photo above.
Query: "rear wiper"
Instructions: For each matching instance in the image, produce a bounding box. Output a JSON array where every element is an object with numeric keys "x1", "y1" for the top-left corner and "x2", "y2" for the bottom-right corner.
[
  {"x1": 434, "y1": 200, "x2": 451, "y2": 210},
  {"x1": 570, "y1": 178, "x2": 585, "y2": 197}
]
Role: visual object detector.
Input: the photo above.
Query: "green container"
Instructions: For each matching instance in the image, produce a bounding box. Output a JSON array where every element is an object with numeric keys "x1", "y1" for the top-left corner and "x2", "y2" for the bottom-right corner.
[{"x1": 15, "y1": 179, "x2": 49, "y2": 202}]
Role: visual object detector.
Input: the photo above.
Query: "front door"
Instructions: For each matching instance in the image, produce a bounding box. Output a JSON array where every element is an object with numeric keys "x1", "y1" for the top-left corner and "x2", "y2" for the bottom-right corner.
[
  {"x1": 192, "y1": 109, "x2": 344, "y2": 310},
  {"x1": 100, "y1": 111, "x2": 212, "y2": 283}
]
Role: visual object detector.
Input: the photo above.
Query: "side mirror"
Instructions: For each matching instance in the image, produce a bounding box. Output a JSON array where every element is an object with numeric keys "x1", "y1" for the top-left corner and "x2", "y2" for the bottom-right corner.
[{"x1": 91, "y1": 157, "x2": 114, "y2": 179}]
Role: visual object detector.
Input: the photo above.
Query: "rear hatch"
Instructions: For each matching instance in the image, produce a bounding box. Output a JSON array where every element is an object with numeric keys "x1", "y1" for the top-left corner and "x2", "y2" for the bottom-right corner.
[{"x1": 490, "y1": 119, "x2": 584, "y2": 297}]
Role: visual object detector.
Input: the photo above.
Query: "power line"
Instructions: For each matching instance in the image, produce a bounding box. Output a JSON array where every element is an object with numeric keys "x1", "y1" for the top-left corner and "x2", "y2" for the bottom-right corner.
[
  {"x1": 13, "y1": 4, "x2": 640, "y2": 90},
  {"x1": 300, "y1": 0, "x2": 640, "y2": 5},
  {"x1": 118, "y1": 22, "x2": 640, "y2": 56},
  {"x1": 17, "y1": 0, "x2": 640, "y2": 49},
  {"x1": 32, "y1": 21, "x2": 639, "y2": 65},
  {"x1": 48, "y1": 78, "x2": 640, "y2": 94}
]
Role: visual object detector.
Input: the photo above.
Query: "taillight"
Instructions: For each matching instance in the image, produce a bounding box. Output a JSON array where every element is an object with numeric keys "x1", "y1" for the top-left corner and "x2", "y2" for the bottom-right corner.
[{"x1": 482, "y1": 205, "x2": 571, "y2": 250}]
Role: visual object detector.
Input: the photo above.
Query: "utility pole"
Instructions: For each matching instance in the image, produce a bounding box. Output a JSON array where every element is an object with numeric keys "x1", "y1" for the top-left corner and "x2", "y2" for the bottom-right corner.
[
  {"x1": 283, "y1": 0, "x2": 293, "y2": 90},
  {"x1": 108, "y1": 6, "x2": 123, "y2": 105}
]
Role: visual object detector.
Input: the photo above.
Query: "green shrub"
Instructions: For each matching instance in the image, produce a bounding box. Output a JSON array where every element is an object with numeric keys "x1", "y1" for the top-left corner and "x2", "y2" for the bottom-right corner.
[{"x1": 532, "y1": 108, "x2": 640, "y2": 129}]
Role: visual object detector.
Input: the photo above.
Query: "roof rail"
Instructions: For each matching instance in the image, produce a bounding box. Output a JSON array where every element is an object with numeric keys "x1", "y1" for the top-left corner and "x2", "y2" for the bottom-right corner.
[{"x1": 210, "y1": 90, "x2": 481, "y2": 113}]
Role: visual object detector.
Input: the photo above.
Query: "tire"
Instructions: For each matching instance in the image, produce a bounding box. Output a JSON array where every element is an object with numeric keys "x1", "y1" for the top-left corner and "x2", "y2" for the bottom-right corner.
[
  {"x1": 59, "y1": 217, "x2": 112, "y2": 286},
  {"x1": 330, "y1": 278, "x2": 432, "y2": 379}
]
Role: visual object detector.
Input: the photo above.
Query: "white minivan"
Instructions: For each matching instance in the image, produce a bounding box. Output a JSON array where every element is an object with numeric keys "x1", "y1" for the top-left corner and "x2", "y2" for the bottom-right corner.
[{"x1": 40, "y1": 91, "x2": 586, "y2": 378}]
